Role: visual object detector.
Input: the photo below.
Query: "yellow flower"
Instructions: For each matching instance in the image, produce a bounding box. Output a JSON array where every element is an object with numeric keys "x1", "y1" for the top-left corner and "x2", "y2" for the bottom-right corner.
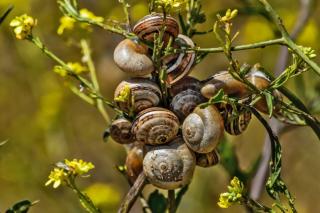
[
  {"x1": 218, "y1": 193, "x2": 232, "y2": 208},
  {"x1": 65, "y1": 159, "x2": 95, "y2": 175},
  {"x1": 10, "y1": 14, "x2": 37, "y2": 40},
  {"x1": 79, "y1": 9, "x2": 104, "y2": 23},
  {"x1": 114, "y1": 84, "x2": 131, "y2": 103},
  {"x1": 53, "y1": 62, "x2": 87, "y2": 77},
  {"x1": 217, "y1": 177, "x2": 244, "y2": 209},
  {"x1": 57, "y1": 16, "x2": 76, "y2": 35},
  {"x1": 155, "y1": 0, "x2": 187, "y2": 9},
  {"x1": 45, "y1": 168, "x2": 67, "y2": 188}
]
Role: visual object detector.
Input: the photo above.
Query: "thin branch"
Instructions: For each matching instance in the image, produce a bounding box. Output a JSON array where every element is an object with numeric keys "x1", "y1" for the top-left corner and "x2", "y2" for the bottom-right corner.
[
  {"x1": 168, "y1": 190, "x2": 176, "y2": 213},
  {"x1": 118, "y1": 172, "x2": 147, "y2": 213}
]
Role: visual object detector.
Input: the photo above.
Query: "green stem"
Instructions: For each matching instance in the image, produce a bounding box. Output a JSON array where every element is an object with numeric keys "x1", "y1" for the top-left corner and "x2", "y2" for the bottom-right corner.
[{"x1": 168, "y1": 190, "x2": 176, "y2": 213}]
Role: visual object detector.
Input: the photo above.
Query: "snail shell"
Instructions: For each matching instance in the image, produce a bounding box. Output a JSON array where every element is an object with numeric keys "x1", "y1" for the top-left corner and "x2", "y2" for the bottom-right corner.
[
  {"x1": 143, "y1": 137, "x2": 196, "y2": 189},
  {"x1": 133, "y1": 13, "x2": 179, "y2": 45},
  {"x1": 195, "y1": 149, "x2": 220, "y2": 167},
  {"x1": 170, "y1": 89, "x2": 206, "y2": 121},
  {"x1": 182, "y1": 105, "x2": 224, "y2": 153},
  {"x1": 114, "y1": 39, "x2": 154, "y2": 76},
  {"x1": 169, "y1": 76, "x2": 202, "y2": 97},
  {"x1": 131, "y1": 107, "x2": 180, "y2": 145},
  {"x1": 126, "y1": 144, "x2": 145, "y2": 184},
  {"x1": 219, "y1": 104, "x2": 252, "y2": 135},
  {"x1": 109, "y1": 118, "x2": 134, "y2": 144},
  {"x1": 114, "y1": 78, "x2": 161, "y2": 114},
  {"x1": 164, "y1": 35, "x2": 196, "y2": 85}
]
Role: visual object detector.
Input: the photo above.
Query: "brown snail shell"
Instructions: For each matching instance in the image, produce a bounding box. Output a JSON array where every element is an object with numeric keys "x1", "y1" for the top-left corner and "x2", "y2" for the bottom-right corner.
[
  {"x1": 109, "y1": 118, "x2": 134, "y2": 144},
  {"x1": 169, "y1": 76, "x2": 202, "y2": 97},
  {"x1": 164, "y1": 34, "x2": 196, "y2": 85},
  {"x1": 114, "y1": 39, "x2": 154, "y2": 76},
  {"x1": 195, "y1": 149, "x2": 220, "y2": 167},
  {"x1": 131, "y1": 107, "x2": 180, "y2": 145},
  {"x1": 219, "y1": 104, "x2": 252, "y2": 135},
  {"x1": 126, "y1": 144, "x2": 145, "y2": 184},
  {"x1": 143, "y1": 137, "x2": 196, "y2": 189},
  {"x1": 182, "y1": 105, "x2": 224, "y2": 153},
  {"x1": 133, "y1": 13, "x2": 179, "y2": 46},
  {"x1": 114, "y1": 78, "x2": 161, "y2": 114}
]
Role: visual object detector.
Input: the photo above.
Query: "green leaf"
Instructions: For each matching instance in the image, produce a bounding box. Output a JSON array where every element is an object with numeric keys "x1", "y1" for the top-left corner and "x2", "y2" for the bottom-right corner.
[
  {"x1": 5, "y1": 200, "x2": 37, "y2": 213},
  {"x1": 0, "y1": 6, "x2": 13, "y2": 25},
  {"x1": 264, "y1": 92, "x2": 274, "y2": 118},
  {"x1": 175, "y1": 185, "x2": 189, "y2": 208},
  {"x1": 147, "y1": 190, "x2": 167, "y2": 213},
  {"x1": 103, "y1": 127, "x2": 110, "y2": 143}
]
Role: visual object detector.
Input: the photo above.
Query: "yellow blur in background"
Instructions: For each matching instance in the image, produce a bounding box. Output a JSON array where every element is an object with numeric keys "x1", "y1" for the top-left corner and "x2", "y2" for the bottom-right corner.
[{"x1": 0, "y1": 0, "x2": 320, "y2": 212}]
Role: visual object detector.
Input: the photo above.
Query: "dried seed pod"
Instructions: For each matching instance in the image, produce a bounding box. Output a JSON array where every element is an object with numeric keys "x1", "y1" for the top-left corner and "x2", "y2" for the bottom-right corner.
[
  {"x1": 114, "y1": 78, "x2": 161, "y2": 114},
  {"x1": 133, "y1": 13, "x2": 179, "y2": 45},
  {"x1": 182, "y1": 105, "x2": 224, "y2": 153},
  {"x1": 109, "y1": 118, "x2": 134, "y2": 144},
  {"x1": 164, "y1": 34, "x2": 196, "y2": 85},
  {"x1": 143, "y1": 137, "x2": 196, "y2": 189},
  {"x1": 132, "y1": 107, "x2": 180, "y2": 145},
  {"x1": 114, "y1": 39, "x2": 154, "y2": 76},
  {"x1": 126, "y1": 144, "x2": 145, "y2": 184},
  {"x1": 195, "y1": 149, "x2": 220, "y2": 167}
]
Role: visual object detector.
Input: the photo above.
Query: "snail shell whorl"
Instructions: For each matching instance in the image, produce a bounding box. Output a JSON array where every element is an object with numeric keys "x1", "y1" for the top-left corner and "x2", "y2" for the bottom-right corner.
[
  {"x1": 182, "y1": 105, "x2": 224, "y2": 153},
  {"x1": 114, "y1": 78, "x2": 161, "y2": 113},
  {"x1": 109, "y1": 118, "x2": 134, "y2": 144},
  {"x1": 114, "y1": 39, "x2": 154, "y2": 76},
  {"x1": 126, "y1": 144, "x2": 145, "y2": 184},
  {"x1": 165, "y1": 35, "x2": 196, "y2": 85},
  {"x1": 195, "y1": 149, "x2": 220, "y2": 167},
  {"x1": 170, "y1": 89, "x2": 205, "y2": 121},
  {"x1": 169, "y1": 76, "x2": 202, "y2": 97},
  {"x1": 143, "y1": 137, "x2": 196, "y2": 189},
  {"x1": 132, "y1": 107, "x2": 180, "y2": 145},
  {"x1": 133, "y1": 13, "x2": 179, "y2": 45}
]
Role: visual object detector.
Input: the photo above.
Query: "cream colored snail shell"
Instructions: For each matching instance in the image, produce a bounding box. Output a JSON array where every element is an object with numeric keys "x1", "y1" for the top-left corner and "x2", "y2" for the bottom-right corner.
[
  {"x1": 114, "y1": 78, "x2": 161, "y2": 114},
  {"x1": 182, "y1": 105, "x2": 224, "y2": 153},
  {"x1": 219, "y1": 104, "x2": 252, "y2": 135},
  {"x1": 164, "y1": 34, "x2": 196, "y2": 85},
  {"x1": 143, "y1": 137, "x2": 196, "y2": 189},
  {"x1": 126, "y1": 144, "x2": 145, "y2": 184},
  {"x1": 195, "y1": 149, "x2": 220, "y2": 167},
  {"x1": 114, "y1": 39, "x2": 154, "y2": 76},
  {"x1": 133, "y1": 13, "x2": 179, "y2": 46},
  {"x1": 131, "y1": 107, "x2": 180, "y2": 145},
  {"x1": 109, "y1": 118, "x2": 134, "y2": 144}
]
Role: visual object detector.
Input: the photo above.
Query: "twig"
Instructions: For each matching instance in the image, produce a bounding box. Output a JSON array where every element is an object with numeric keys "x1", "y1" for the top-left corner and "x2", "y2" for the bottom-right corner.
[
  {"x1": 118, "y1": 172, "x2": 147, "y2": 213},
  {"x1": 0, "y1": 5, "x2": 13, "y2": 25},
  {"x1": 168, "y1": 190, "x2": 176, "y2": 213},
  {"x1": 119, "y1": 0, "x2": 131, "y2": 32}
]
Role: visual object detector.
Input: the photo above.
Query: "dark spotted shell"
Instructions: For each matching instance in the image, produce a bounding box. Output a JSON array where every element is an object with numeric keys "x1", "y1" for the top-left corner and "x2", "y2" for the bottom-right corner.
[
  {"x1": 143, "y1": 137, "x2": 196, "y2": 189},
  {"x1": 133, "y1": 13, "x2": 179, "y2": 45},
  {"x1": 131, "y1": 107, "x2": 180, "y2": 145},
  {"x1": 114, "y1": 78, "x2": 161, "y2": 114},
  {"x1": 182, "y1": 105, "x2": 224, "y2": 153},
  {"x1": 109, "y1": 118, "x2": 134, "y2": 144},
  {"x1": 195, "y1": 149, "x2": 220, "y2": 167},
  {"x1": 164, "y1": 35, "x2": 196, "y2": 85}
]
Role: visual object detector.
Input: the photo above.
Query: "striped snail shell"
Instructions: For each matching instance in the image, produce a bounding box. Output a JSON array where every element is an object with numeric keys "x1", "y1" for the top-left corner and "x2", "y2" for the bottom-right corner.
[
  {"x1": 131, "y1": 107, "x2": 180, "y2": 145},
  {"x1": 133, "y1": 13, "x2": 179, "y2": 46},
  {"x1": 164, "y1": 35, "x2": 196, "y2": 85},
  {"x1": 126, "y1": 143, "x2": 145, "y2": 184},
  {"x1": 109, "y1": 118, "x2": 134, "y2": 144},
  {"x1": 114, "y1": 78, "x2": 161, "y2": 114},
  {"x1": 143, "y1": 137, "x2": 196, "y2": 189},
  {"x1": 195, "y1": 149, "x2": 220, "y2": 167},
  {"x1": 182, "y1": 105, "x2": 224, "y2": 153},
  {"x1": 169, "y1": 76, "x2": 202, "y2": 97},
  {"x1": 114, "y1": 39, "x2": 154, "y2": 76},
  {"x1": 219, "y1": 104, "x2": 252, "y2": 135}
]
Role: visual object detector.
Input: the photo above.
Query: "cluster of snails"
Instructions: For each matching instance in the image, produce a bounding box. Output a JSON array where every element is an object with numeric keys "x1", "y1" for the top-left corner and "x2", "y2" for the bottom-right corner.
[{"x1": 107, "y1": 13, "x2": 277, "y2": 190}]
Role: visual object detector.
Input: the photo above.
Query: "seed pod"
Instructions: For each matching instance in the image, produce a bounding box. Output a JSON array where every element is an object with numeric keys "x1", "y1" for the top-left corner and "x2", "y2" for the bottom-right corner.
[
  {"x1": 143, "y1": 137, "x2": 196, "y2": 189},
  {"x1": 195, "y1": 149, "x2": 220, "y2": 167},
  {"x1": 109, "y1": 118, "x2": 134, "y2": 144}
]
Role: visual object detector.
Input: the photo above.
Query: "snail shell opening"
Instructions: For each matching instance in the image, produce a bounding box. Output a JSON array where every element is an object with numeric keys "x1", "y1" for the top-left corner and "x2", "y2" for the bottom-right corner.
[{"x1": 143, "y1": 137, "x2": 196, "y2": 189}]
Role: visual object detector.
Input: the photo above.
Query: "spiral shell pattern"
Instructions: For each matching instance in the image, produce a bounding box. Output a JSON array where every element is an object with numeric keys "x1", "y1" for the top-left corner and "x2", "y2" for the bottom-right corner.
[
  {"x1": 109, "y1": 118, "x2": 134, "y2": 144},
  {"x1": 169, "y1": 76, "x2": 202, "y2": 97},
  {"x1": 143, "y1": 137, "x2": 196, "y2": 189},
  {"x1": 132, "y1": 107, "x2": 180, "y2": 145},
  {"x1": 182, "y1": 105, "x2": 224, "y2": 153},
  {"x1": 195, "y1": 149, "x2": 220, "y2": 167},
  {"x1": 114, "y1": 78, "x2": 161, "y2": 114}
]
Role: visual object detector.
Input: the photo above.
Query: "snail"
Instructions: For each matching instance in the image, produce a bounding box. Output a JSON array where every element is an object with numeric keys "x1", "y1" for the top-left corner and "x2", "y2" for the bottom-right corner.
[
  {"x1": 169, "y1": 76, "x2": 202, "y2": 97},
  {"x1": 133, "y1": 13, "x2": 179, "y2": 46},
  {"x1": 195, "y1": 149, "x2": 220, "y2": 167},
  {"x1": 164, "y1": 34, "x2": 196, "y2": 85},
  {"x1": 126, "y1": 143, "x2": 145, "y2": 184},
  {"x1": 219, "y1": 104, "x2": 252, "y2": 135},
  {"x1": 143, "y1": 137, "x2": 196, "y2": 189},
  {"x1": 114, "y1": 78, "x2": 162, "y2": 114},
  {"x1": 114, "y1": 39, "x2": 154, "y2": 76},
  {"x1": 131, "y1": 107, "x2": 180, "y2": 145},
  {"x1": 182, "y1": 105, "x2": 224, "y2": 153},
  {"x1": 109, "y1": 117, "x2": 134, "y2": 144}
]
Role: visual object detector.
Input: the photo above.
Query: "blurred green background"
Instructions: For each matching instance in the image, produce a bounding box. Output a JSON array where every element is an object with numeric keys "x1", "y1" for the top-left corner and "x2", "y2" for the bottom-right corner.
[{"x1": 0, "y1": 0, "x2": 319, "y2": 212}]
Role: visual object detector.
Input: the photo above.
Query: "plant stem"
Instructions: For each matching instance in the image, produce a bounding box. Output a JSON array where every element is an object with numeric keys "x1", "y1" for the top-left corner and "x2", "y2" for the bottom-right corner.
[
  {"x1": 119, "y1": 0, "x2": 131, "y2": 32},
  {"x1": 81, "y1": 39, "x2": 111, "y2": 124},
  {"x1": 168, "y1": 190, "x2": 176, "y2": 213}
]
